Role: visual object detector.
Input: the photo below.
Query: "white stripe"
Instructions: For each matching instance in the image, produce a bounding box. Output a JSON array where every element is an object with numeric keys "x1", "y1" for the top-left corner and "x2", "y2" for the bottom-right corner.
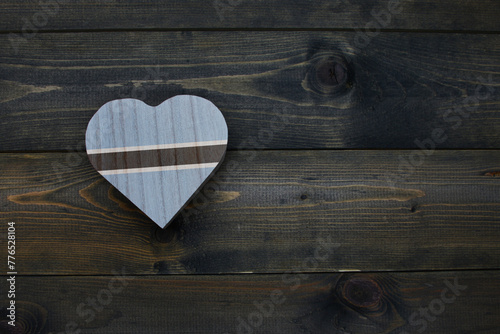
[
  {"x1": 99, "y1": 163, "x2": 219, "y2": 175},
  {"x1": 87, "y1": 140, "x2": 227, "y2": 155}
]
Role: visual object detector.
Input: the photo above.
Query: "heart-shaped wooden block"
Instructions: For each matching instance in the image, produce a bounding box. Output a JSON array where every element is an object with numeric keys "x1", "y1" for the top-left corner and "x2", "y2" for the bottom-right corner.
[{"x1": 85, "y1": 95, "x2": 228, "y2": 228}]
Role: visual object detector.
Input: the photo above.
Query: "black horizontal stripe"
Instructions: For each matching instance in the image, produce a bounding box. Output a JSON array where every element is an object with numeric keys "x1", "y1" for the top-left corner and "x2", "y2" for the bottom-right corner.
[{"x1": 88, "y1": 144, "x2": 226, "y2": 171}]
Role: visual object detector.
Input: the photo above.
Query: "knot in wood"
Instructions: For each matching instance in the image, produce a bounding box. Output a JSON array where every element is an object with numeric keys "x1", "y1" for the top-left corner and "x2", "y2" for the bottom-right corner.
[
  {"x1": 317, "y1": 61, "x2": 346, "y2": 87},
  {"x1": 0, "y1": 301, "x2": 47, "y2": 334},
  {"x1": 306, "y1": 55, "x2": 351, "y2": 96},
  {"x1": 341, "y1": 277, "x2": 382, "y2": 308},
  {"x1": 154, "y1": 225, "x2": 176, "y2": 243}
]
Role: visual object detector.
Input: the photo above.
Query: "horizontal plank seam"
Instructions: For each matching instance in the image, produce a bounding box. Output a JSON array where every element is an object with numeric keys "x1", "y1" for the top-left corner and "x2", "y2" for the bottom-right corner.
[
  {"x1": 2, "y1": 268, "x2": 500, "y2": 278},
  {"x1": 3, "y1": 148, "x2": 500, "y2": 155},
  {"x1": 1, "y1": 28, "x2": 500, "y2": 35}
]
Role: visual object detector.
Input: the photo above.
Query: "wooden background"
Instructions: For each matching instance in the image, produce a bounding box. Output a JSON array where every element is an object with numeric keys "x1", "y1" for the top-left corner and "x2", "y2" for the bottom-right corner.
[{"x1": 1, "y1": 1, "x2": 499, "y2": 333}]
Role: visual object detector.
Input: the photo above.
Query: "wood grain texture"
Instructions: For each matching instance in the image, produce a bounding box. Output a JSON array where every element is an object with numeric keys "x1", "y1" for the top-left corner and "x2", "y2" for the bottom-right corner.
[
  {"x1": 1, "y1": 0, "x2": 499, "y2": 31},
  {"x1": 1, "y1": 32, "x2": 499, "y2": 151},
  {"x1": 1, "y1": 150, "x2": 499, "y2": 275},
  {"x1": 85, "y1": 96, "x2": 228, "y2": 228},
  {"x1": 1, "y1": 2, "x2": 499, "y2": 333},
  {"x1": 0, "y1": 271, "x2": 499, "y2": 333}
]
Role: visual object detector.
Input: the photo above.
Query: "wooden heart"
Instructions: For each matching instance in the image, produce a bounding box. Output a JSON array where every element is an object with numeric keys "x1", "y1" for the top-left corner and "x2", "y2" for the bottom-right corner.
[{"x1": 85, "y1": 95, "x2": 228, "y2": 228}]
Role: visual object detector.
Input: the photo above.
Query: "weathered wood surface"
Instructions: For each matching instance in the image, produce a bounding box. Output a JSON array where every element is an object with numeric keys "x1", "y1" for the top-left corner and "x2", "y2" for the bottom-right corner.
[
  {"x1": 0, "y1": 271, "x2": 499, "y2": 333},
  {"x1": 1, "y1": 0, "x2": 499, "y2": 31},
  {"x1": 1, "y1": 150, "x2": 499, "y2": 275},
  {"x1": 1, "y1": 32, "x2": 499, "y2": 151},
  {"x1": 1, "y1": 1, "x2": 499, "y2": 333}
]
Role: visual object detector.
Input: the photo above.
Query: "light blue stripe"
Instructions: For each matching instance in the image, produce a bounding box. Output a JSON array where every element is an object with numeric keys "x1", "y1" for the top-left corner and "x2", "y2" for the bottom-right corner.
[
  {"x1": 86, "y1": 96, "x2": 228, "y2": 150},
  {"x1": 103, "y1": 167, "x2": 215, "y2": 228}
]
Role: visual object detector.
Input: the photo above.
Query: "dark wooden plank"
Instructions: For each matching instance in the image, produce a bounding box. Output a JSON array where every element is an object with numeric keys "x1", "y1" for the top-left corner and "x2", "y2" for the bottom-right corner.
[
  {"x1": 1, "y1": 0, "x2": 499, "y2": 32},
  {"x1": 1, "y1": 32, "x2": 499, "y2": 151},
  {"x1": 1, "y1": 271, "x2": 499, "y2": 333},
  {"x1": 1, "y1": 150, "x2": 499, "y2": 275}
]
